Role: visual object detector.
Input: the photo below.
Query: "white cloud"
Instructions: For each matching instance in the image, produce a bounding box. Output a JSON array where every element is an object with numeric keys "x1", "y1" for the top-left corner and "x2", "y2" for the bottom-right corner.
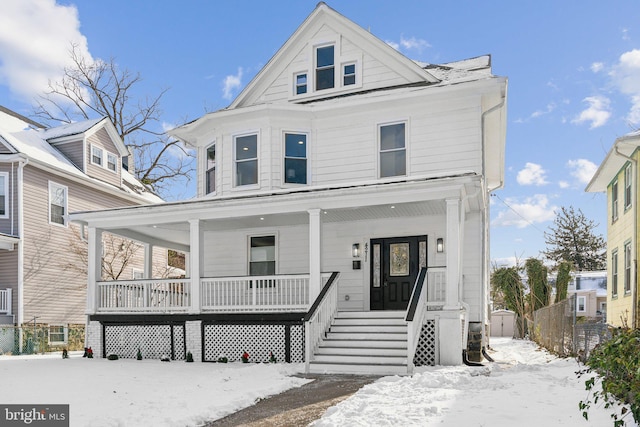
[
  {"x1": 558, "y1": 181, "x2": 570, "y2": 189},
  {"x1": 572, "y1": 96, "x2": 611, "y2": 128},
  {"x1": 385, "y1": 40, "x2": 400, "y2": 50},
  {"x1": 0, "y1": 0, "x2": 92, "y2": 102},
  {"x1": 492, "y1": 194, "x2": 557, "y2": 228},
  {"x1": 517, "y1": 162, "x2": 548, "y2": 186},
  {"x1": 400, "y1": 36, "x2": 431, "y2": 52},
  {"x1": 590, "y1": 62, "x2": 604, "y2": 73},
  {"x1": 566, "y1": 159, "x2": 598, "y2": 185},
  {"x1": 609, "y1": 49, "x2": 640, "y2": 125},
  {"x1": 222, "y1": 67, "x2": 243, "y2": 100}
]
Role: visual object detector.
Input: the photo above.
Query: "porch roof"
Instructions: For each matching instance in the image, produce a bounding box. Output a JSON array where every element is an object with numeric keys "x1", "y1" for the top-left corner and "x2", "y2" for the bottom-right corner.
[{"x1": 70, "y1": 173, "x2": 482, "y2": 251}]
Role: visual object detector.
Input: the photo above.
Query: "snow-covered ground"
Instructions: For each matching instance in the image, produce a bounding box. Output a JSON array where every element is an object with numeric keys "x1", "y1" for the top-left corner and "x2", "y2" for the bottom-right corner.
[{"x1": 0, "y1": 338, "x2": 634, "y2": 427}]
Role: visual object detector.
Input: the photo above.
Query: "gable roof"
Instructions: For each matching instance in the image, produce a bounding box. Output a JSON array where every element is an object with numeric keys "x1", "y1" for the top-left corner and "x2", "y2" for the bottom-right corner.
[
  {"x1": 43, "y1": 117, "x2": 130, "y2": 157},
  {"x1": 229, "y1": 2, "x2": 439, "y2": 109},
  {"x1": 586, "y1": 130, "x2": 640, "y2": 193}
]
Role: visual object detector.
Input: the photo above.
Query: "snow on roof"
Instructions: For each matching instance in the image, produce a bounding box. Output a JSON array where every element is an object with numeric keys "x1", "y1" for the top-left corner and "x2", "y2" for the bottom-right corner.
[
  {"x1": 415, "y1": 55, "x2": 493, "y2": 85},
  {"x1": 39, "y1": 117, "x2": 105, "y2": 140},
  {"x1": 122, "y1": 169, "x2": 164, "y2": 204}
]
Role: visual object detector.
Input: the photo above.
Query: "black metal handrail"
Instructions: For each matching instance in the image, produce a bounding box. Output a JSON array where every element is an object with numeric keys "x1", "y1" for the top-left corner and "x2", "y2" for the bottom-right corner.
[
  {"x1": 303, "y1": 272, "x2": 340, "y2": 322},
  {"x1": 405, "y1": 267, "x2": 428, "y2": 321}
]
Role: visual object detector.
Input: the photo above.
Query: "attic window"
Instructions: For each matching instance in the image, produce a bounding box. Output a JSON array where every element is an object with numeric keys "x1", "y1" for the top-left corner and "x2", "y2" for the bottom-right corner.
[
  {"x1": 107, "y1": 153, "x2": 118, "y2": 172},
  {"x1": 315, "y1": 45, "x2": 335, "y2": 90},
  {"x1": 295, "y1": 73, "x2": 307, "y2": 95},
  {"x1": 91, "y1": 146, "x2": 103, "y2": 166},
  {"x1": 343, "y1": 63, "x2": 356, "y2": 86}
]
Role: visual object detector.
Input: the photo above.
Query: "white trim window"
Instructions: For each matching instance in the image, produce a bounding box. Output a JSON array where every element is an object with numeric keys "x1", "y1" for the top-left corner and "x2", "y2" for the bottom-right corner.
[
  {"x1": 624, "y1": 241, "x2": 632, "y2": 294},
  {"x1": 249, "y1": 235, "x2": 276, "y2": 276},
  {"x1": 343, "y1": 62, "x2": 356, "y2": 86},
  {"x1": 612, "y1": 249, "x2": 618, "y2": 297},
  {"x1": 624, "y1": 163, "x2": 632, "y2": 210},
  {"x1": 0, "y1": 172, "x2": 8, "y2": 218},
  {"x1": 315, "y1": 45, "x2": 335, "y2": 91},
  {"x1": 48, "y1": 325, "x2": 68, "y2": 345},
  {"x1": 107, "y1": 152, "x2": 118, "y2": 172},
  {"x1": 49, "y1": 181, "x2": 68, "y2": 226},
  {"x1": 284, "y1": 133, "x2": 307, "y2": 184},
  {"x1": 295, "y1": 73, "x2": 308, "y2": 95},
  {"x1": 576, "y1": 296, "x2": 586, "y2": 313},
  {"x1": 235, "y1": 134, "x2": 258, "y2": 187},
  {"x1": 379, "y1": 122, "x2": 407, "y2": 178},
  {"x1": 132, "y1": 268, "x2": 144, "y2": 280},
  {"x1": 612, "y1": 180, "x2": 618, "y2": 222},
  {"x1": 91, "y1": 145, "x2": 103, "y2": 166},
  {"x1": 206, "y1": 143, "x2": 216, "y2": 194}
]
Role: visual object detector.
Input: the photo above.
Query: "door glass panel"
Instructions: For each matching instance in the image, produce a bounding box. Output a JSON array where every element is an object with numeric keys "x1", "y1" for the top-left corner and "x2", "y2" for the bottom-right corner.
[
  {"x1": 373, "y1": 244, "x2": 381, "y2": 287},
  {"x1": 419, "y1": 241, "x2": 426, "y2": 268},
  {"x1": 390, "y1": 243, "x2": 409, "y2": 276}
]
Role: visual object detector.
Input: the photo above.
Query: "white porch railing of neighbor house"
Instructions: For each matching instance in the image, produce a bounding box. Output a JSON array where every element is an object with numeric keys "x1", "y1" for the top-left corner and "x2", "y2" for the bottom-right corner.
[
  {"x1": 304, "y1": 272, "x2": 340, "y2": 372},
  {"x1": 96, "y1": 279, "x2": 191, "y2": 312},
  {"x1": 201, "y1": 273, "x2": 333, "y2": 312},
  {"x1": 426, "y1": 267, "x2": 446, "y2": 309},
  {"x1": 0, "y1": 289, "x2": 11, "y2": 314}
]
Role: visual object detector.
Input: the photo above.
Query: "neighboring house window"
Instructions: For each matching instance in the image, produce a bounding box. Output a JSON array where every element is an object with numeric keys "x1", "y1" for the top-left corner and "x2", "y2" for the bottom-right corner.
[
  {"x1": 624, "y1": 241, "x2": 632, "y2": 293},
  {"x1": 612, "y1": 180, "x2": 618, "y2": 222},
  {"x1": 48, "y1": 325, "x2": 67, "y2": 345},
  {"x1": 599, "y1": 302, "x2": 606, "y2": 314},
  {"x1": 107, "y1": 153, "x2": 118, "y2": 172},
  {"x1": 249, "y1": 235, "x2": 276, "y2": 276},
  {"x1": 284, "y1": 133, "x2": 307, "y2": 184},
  {"x1": 91, "y1": 145, "x2": 103, "y2": 166},
  {"x1": 235, "y1": 134, "x2": 258, "y2": 186},
  {"x1": 206, "y1": 144, "x2": 216, "y2": 194},
  {"x1": 315, "y1": 45, "x2": 335, "y2": 90},
  {"x1": 379, "y1": 122, "x2": 407, "y2": 178},
  {"x1": 49, "y1": 181, "x2": 68, "y2": 226},
  {"x1": 295, "y1": 73, "x2": 307, "y2": 95},
  {"x1": 0, "y1": 172, "x2": 7, "y2": 217},
  {"x1": 343, "y1": 63, "x2": 356, "y2": 86},
  {"x1": 577, "y1": 296, "x2": 586, "y2": 313},
  {"x1": 624, "y1": 163, "x2": 632, "y2": 210},
  {"x1": 612, "y1": 249, "x2": 618, "y2": 297},
  {"x1": 132, "y1": 269, "x2": 144, "y2": 280}
]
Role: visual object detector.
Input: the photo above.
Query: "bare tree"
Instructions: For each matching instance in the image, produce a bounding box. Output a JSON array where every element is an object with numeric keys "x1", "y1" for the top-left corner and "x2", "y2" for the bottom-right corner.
[{"x1": 33, "y1": 44, "x2": 194, "y2": 199}]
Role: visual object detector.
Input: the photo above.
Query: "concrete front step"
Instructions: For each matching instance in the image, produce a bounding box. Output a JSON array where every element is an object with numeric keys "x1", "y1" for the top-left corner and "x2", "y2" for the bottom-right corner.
[
  {"x1": 329, "y1": 324, "x2": 407, "y2": 333},
  {"x1": 325, "y1": 331, "x2": 407, "y2": 341},
  {"x1": 332, "y1": 317, "x2": 407, "y2": 326},
  {"x1": 313, "y1": 353, "x2": 406, "y2": 365},
  {"x1": 336, "y1": 311, "x2": 405, "y2": 319},
  {"x1": 320, "y1": 339, "x2": 406, "y2": 348},
  {"x1": 316, "y1": 346, "x2": 407, "y2": 357},
  {"x1": 308, "y1": 361, "x2": 408, "y2": 375}
]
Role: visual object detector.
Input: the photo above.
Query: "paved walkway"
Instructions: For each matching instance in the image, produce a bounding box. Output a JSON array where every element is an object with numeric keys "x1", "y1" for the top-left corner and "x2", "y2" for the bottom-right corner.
[{"x1": 206, "y1": 374, "x2": 379, "y2": 427}]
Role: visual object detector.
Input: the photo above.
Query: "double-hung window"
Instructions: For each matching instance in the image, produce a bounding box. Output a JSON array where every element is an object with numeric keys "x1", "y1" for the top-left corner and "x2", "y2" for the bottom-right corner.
[
  {"x1": 206, "y1": 144, "x2": 216, "y2": 194},
  {"x1": 577, "y1": 296, "x2": 586, "y2": 313},
  {"x1": 284, "y1": 133, "x2": 307, "y2": 184},
  {"x1": 49, "y1": 181, "x2": 67, "y2": 226},
  {"x1": 48, "y1": 325, "x2": 67, "y2": 345},
  {"x1": 91, "y1": 146, "x2": 103, "y2": 166},
  {"x1": 235, "y1": 134, "x2": 258, "y2": 186},
  {"x1": 0, "y1": 172, "x2": 7, "y2": 217},
  {"x1": 249, "y1": 235, "x2": 276, "y2": 276},
  {"x1": 379, "y1": 122, "x2": 407, "y2": 178},
  {"x1": 343, "y1": 63, "x2": 356, "y2": 86},
  {"x1": 315, "y1": 45, "x2": 335, "y2": 90},
  {"x1": 612, "y1": 249, "x2": 618, "y2": 297},
  {"x1": 624, "y1": 241, "x2": 632, "y2": 293},
  {"x1": 295, "y1": 73, "x2": 307, "y2": 95},
  {"x1": 107, "y1": 153, "x2": 118, "y2": 172},
  {"x1": 624, "y1": 164, "x2": 632, "y2": 210},
  {"x1": 612, "y1": 180, "x2": 619, "y2": 222}
]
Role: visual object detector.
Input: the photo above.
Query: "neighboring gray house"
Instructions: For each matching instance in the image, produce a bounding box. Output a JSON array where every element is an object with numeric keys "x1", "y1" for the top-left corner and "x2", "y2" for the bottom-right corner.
[
  {"x1": 71, "y1": 3, "x2": 507, "y2": 373},
  {"x1": 0, "y1": 107, "x2": 162, "y2": 347}
]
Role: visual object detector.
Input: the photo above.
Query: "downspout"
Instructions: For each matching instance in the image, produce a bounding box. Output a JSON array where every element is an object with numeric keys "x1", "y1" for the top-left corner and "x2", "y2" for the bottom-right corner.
[
  {"x1": 15, "y1": 155, "x2": 28, "y2": 328},
  {"x1": 614, "y1": 145, "x2": 637, "y2": 328}
]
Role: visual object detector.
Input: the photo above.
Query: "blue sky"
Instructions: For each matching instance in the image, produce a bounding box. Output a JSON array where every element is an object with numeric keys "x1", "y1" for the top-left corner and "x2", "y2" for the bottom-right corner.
[{"x1": 1, "y1": 0, "x2": 640, "y2": 265}]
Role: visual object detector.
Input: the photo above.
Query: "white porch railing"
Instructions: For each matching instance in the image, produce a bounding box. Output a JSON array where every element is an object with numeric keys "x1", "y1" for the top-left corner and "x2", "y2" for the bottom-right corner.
[
  {"x1": 0, "y1": 289, "x2": 11, "y2": 314},
  {"x1": 96, "y1": 279, "x2": 191, "y2": 312},
  {"x1": 406, "y1": 268, "x2": 428, "y2": 374},
  {"x1": 426, "y1": 267, "x2": 446, "y2": 309},
  {"x1": 304, "y1": 272, "x2": 340, "y2": 373}
]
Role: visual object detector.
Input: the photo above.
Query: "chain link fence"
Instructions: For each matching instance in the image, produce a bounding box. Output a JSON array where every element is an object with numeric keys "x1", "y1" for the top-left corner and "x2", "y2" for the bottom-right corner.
[
  {"x1": 532, "y1": 295, "x2": 611, "y2": 361},
  {"x1": 0, "y1": 324, "x2": 85, "y2": 355}
]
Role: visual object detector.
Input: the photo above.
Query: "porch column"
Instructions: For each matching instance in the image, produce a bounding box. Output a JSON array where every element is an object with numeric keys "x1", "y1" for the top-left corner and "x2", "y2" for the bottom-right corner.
[
  {"x1": 87, "y1": 227, "x2": 103, "y2": 314},
  {"x1": 189, "y1": 220, "x2": 203, "y2": 314},
  {"x1": 445, "y1": 198, "x2": 461, "y2": 310},
  {"x1": 308, "y1": 209, "x2": 322, "y2": 301},
  {"x1": 143, "y1": 243, "x2": 152, "y2": 278}
]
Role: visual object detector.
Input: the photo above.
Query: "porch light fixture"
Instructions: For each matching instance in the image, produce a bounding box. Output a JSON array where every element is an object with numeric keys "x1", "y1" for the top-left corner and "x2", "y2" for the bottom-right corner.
[
  {"x1": 436, "y1": 238, "x2": 444, "y2": 253},
  {"x1": 352, "y1": 243, "x2": 361, "y2": 270}
]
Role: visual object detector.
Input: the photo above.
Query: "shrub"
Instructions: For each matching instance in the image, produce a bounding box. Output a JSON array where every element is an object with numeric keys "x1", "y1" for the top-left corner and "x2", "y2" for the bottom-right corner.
[
  {"x1": 186, "y1": 351, "x2": 194, "y2": 363},
  {"x1": 107, "y1": 354, "x2": 119, "y2": 360},
  {"x1": 578, "y1": 328, "x2": 640, "y2": 426}
]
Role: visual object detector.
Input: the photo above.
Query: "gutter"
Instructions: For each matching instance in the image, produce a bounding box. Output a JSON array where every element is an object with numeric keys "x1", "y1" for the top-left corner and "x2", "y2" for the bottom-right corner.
[{"x1": 614, "y1": 145, "x2": 638, "y2": 328}]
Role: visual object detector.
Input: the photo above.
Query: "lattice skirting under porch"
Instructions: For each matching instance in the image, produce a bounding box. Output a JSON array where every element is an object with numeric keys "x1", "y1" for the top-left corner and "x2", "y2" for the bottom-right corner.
[
  {"x1": 413, "y1": 319, "x2": 437, "y2": 366},
  {"x1": 103, "y1": 323, "x2": 186, "y2": 360},
  {"x1": 202, "y1": 322, "x2": 304, "y2": 363}
]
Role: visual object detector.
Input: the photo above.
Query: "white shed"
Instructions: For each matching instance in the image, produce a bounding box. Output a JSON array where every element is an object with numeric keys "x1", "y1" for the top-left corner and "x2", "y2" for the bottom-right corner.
[{"x1": 491, "y1": 310, "x2": 516, "y2": 337}]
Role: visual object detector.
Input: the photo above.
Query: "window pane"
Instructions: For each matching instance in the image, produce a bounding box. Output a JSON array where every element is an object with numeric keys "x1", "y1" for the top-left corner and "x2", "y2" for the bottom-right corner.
[
  {"x1": 285, "y1": 158, "x2": 307, "y2": 184},
  {"x1": 344, "y1": 64, "x2": 355, "y2": 86},
  {"x1": 344, "y1": 74, "x2": 356, "y2": 86},
  {"x1": 0, "y1": 195, "x2": 4, "y2": 216},
  {"x1": 285, "y1": 134, "x2": 306, "y2": 158},
  {"x1": 316, "y1": 68, "x2": 334, "y2": 90},
  {"x1": 206, "y1": 167, "x2": 215, "y2": 194},
  {"x1": 380, "y1": 151, "x2": 406, "y2": 177},
  {"x1": 235, "y1": 135, "x2": 257, "y2": 160},
  {"x1": 344, "y1": 64, "x2": 355, "y2": 75},
  {"x1": 380, "y1": 123, "x2": 405, "y2": 150},
  {"x1": 250, "y1": 261, "x2": 275, "y2": 276},
  {"x1": 250, "y1": 236, "x2": 275, "y2": 276},
  {"x1": 316, "y1": 46, "x2": 334, "y2": 67},
  {"x1": 0, "y1": 176, "x2": 4, "y2": 216},
  {"x1": 51, "y1": 204, "x2": 65, "y2": 225},
  {"x1": 207, "y1": 145, "x2": 216, "y2": 168},
  {"x1": 236, "y1": 160, "x2": 257, "y2": 186},
  {"x1": 296, "y1": 74, "x2": 307, "y2": 95}
]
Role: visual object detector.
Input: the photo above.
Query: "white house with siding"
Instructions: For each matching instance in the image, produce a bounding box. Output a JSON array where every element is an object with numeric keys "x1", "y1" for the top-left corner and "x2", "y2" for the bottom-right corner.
[
  {"x1": 70, "y1": 3, "x2": 507, "y2": 373},
  {"x1": 0, "y1": 107, "x2": 162, "y2": 349}
]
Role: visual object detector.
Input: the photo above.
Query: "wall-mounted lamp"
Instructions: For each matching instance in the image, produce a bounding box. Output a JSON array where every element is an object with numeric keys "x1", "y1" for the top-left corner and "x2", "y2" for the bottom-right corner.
[
  {"x1": 436, "y1": 238, "x2": 444, "y2": 253},
  {"x1": 352, "y1": 243, "x2": 361, "y2": 269}
]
